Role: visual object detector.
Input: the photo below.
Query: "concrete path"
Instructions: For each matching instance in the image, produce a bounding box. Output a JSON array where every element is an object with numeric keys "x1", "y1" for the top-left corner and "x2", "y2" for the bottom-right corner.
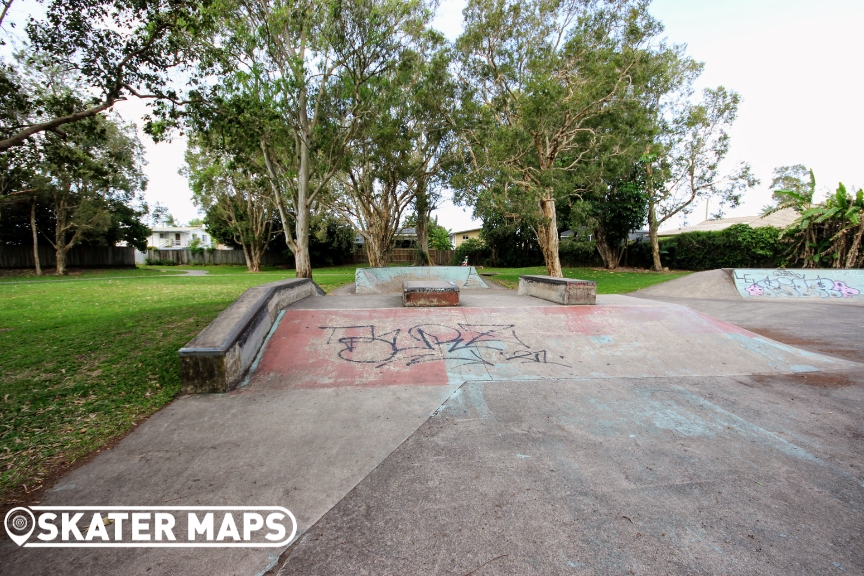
[{"x1": 2, "y1": 280, "x2": 862, "y2": 575}]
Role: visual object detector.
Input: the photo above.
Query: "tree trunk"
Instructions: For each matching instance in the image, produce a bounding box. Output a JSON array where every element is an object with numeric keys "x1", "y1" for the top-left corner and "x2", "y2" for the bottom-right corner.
[
  {"x1": 30, "y1": 199, "x2": 41, "y2": 276},
  {"x1": 648, "y1": 202, "x2": 662, "y2": 272},
  {"x1": 365, "y1": 235, "x2": 390, "y2": 268},
  {"x1": 293, "y1": 135, "x2": 314, "y2": 279},
  {"x1": 846, "y1": 220, "x2": 864, "y2": 269},
  {"x1": 55, "y1": 244, "x2": 68, "y2": 276},
  {"x1": 54, "y1": 200, "x2": 68, "y2": 276},
  {"x1": 594, "y1": 227, "x2": 624, "y2": 270},
  {"x1": 414, "y1": 183, "x2": 433, "y2": 266},
  {"x1": 536, "y1": 196, "x2": 563, "y2": 277}
]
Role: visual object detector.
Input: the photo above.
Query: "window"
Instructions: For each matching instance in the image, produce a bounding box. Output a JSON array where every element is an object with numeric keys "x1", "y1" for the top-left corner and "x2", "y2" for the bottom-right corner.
[
  {"x1": 159, "y1": 233, "x2": 166, "y2": 239},
  {"x1": 192, "y1": 233, "x2": 198, "y2": 240},
  {"x1": 462, "y1": 235, "x2": 469, "y2": 240},
  {"x1": 175, "y1": 233, "x2": 181, "y2": 241},
  {"x1": 202, "y1": 235, "x2": 208, "y2": 243}
]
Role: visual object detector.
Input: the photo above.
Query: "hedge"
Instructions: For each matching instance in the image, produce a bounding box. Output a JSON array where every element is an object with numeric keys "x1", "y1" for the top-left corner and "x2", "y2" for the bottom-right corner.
[{"x1": 656, "y1": 224, "x2": 787, "y2": 270}]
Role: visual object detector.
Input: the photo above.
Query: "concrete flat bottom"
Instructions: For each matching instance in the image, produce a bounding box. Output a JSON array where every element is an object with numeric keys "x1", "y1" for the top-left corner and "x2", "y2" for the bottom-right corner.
[
  {"x1": 278, "y1": 373, "x2": 864, "y2": 575},
  {"x1": 3, "y1": 288, "x2": 862, "y2": 576}
]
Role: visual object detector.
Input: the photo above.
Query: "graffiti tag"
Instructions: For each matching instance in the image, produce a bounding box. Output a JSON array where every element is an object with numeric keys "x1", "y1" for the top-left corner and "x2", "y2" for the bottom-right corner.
[
  {"x1": 318, "y1": 323, "x2": 570, "y2": 369},
  {"x1": 735, "y1": 270, "x2": 862, "y2": 299}
]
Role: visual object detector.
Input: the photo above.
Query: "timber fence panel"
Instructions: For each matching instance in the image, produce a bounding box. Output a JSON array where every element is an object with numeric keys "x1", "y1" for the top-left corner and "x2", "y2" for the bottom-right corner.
[{"x1": 0, "y1": 245, "x2": 135, "y2": 268}]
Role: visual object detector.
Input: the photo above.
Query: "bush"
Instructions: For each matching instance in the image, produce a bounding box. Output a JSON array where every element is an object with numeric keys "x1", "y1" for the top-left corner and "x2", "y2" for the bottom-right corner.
[
  {"x1": 144, "y1": 258, "x2": 179, "y2": 266},
  {"x1": 451, "y1": 238, "x2": 490, "y2": 266},
  {"x1": 657, "y1": 224, "x2": 787, "y2": 270},
  {"x1": 558, "y1": 240, "x2": 602, "y2": 267}
]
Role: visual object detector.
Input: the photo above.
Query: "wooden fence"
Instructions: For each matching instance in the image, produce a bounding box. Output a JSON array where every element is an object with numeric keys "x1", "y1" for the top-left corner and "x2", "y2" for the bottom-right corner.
[
  {"x1": 0, "y1": 245, "x2": 135, "y2": 269},
  {"x1": 144, "y1": 248, "x2": 293, "y2": 266},
  {"x1": 353, "y1": 248, "x2": 455, "y2": 266}
]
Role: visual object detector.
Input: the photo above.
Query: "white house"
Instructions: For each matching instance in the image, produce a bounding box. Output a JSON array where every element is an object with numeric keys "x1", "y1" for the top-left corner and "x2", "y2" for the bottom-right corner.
[{"x1": 147, "y1": 226, "x2": 214, "y2": 250}]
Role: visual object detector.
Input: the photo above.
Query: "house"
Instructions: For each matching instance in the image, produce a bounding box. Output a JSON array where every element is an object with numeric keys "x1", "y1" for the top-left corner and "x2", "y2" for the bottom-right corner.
[
  {"x1": 449, "y1": 227, "x2": 482, "y2": 248},
  {"x1": 657, "y1": 207, "x2": 799, "y2": 237},
  {"x1": 354, "y1": 228, "x2": 418, "y2": 249},
  {"x1": 147, "y1": 226, "x2": 214, "y2": 250}
]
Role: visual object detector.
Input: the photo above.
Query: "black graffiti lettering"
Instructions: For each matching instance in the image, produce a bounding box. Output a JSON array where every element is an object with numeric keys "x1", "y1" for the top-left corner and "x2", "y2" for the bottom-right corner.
[{"x1": 318, "y1": 323, "x2": 570, "y2": 370}]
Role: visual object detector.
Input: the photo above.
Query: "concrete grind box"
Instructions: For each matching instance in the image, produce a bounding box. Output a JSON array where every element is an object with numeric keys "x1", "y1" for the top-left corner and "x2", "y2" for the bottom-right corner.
[
  {"x1": 402, "y1": 281, "x2": 460, "y2": 307},
  {"x1": 518, "y1": 275, "x2": 596, "y2": 305}
]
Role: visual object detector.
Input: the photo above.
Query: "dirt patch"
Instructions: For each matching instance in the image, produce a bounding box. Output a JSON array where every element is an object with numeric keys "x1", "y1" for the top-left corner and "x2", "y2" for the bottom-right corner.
[
  {"x1": 750, "y1": 371, "x2": 860, "y2": 388},
  {"x1": 743, "y1": 327, "x2": 864, "y2": 363}
]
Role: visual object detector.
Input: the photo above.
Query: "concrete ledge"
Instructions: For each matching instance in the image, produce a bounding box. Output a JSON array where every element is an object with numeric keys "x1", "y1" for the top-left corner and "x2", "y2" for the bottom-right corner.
[
  {"x1": 402, "y1": 281, "x2": 460, "y2": 307},
  {"x1": 518, "y1": 275, "x2": 597, "y2": 305},
  {"x1": 178, "y1": 278, "x2": 325, "y2": 393}
]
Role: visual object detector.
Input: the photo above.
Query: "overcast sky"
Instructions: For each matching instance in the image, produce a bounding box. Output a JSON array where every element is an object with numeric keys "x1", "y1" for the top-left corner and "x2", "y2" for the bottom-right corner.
[{"x1": 8, "y1": 0, "x2": 863, "y2": 232}]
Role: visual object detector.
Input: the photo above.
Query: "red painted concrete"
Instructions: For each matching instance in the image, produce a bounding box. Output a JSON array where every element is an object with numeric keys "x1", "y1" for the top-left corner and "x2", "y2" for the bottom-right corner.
[{"x1": 253, "y1": 309, "x2": 453, "y2": 389}]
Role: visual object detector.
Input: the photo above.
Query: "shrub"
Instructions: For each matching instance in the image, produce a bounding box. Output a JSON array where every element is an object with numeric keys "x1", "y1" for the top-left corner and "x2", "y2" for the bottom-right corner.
[
  {"x1": 657, "y1": 224, "x2": 787, "y2": 270},
  {"x1": 451, "y1": 238, "x2": 490, "y2": 266},
  {"x1": 144, "y1": 258, "x2": 179, "y2": 266},
  {"x1": 558, "y1": 240, "x2": 602, "y2": 267}
]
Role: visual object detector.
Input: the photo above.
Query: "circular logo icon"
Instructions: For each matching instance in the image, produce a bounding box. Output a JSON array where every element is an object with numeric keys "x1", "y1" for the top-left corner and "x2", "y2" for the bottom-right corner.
[{"x1": 4, "y1": 507, "x2": 35, "y2": 546}]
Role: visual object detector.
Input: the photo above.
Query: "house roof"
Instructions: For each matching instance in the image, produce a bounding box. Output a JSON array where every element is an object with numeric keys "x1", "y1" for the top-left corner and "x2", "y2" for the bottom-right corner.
[
  {"x1": 657, "y1": 208, "x2": 799, "y2": 237},
  {"x1": 150, "y1": 226, "x2": 207, "y2": 233},
  {"x1": 450, "y1": 227, "x2": 482, "y2": 236}
]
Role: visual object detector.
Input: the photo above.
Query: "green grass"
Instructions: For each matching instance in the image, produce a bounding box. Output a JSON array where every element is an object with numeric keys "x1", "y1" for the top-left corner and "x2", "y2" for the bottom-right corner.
[
  {"x1": 0, "y1": 267, "x2": 171, "y2": 282},
  {"x1": 0, "y1": 265, "x2": 358, "y2": 503},
  {"x1": 0, "y1": 263, "x2": 682, "y2": 503},
  {"x1": 480, "y1": 266, "x2": 691, "y2": 293}
]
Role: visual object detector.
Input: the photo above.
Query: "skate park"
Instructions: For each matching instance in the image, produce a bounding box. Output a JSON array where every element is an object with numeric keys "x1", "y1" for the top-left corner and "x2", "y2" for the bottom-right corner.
[{"x1": 1, "y1": 267, "x2": 862, "y2": 575}]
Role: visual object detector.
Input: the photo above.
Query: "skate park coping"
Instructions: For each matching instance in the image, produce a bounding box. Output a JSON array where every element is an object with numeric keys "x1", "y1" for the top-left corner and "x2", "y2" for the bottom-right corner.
[{"x1": 178, "y1": 278, "x2": 325, "y2": 394}]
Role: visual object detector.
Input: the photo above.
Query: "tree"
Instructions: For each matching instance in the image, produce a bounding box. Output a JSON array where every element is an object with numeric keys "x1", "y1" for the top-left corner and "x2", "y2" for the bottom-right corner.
[
  {"x1": 0, "y1": 0, "x2": 213, "y2": 151},
  {"x1": 569, "y1": 170, "x2": 649, "y2": 269},
  {"x1": 186, "y1": 142, "x2": 277, "y2": 272},
  {"x1": 644, "y1": 87, "x2": 758, "y2": 271},
  {"x1": 762, "y1": 164, "x2": 813, "y2": 214},
  {"x1": 453, "y1": 0, "x2": 664, "y2": 277},
  {"x1": 781, "y1": 180, "x2": 864, "y2": 269},
  {"x1": 329, "y1": 39, "x2": 450, "y2": 268},
  {"x1": 194, "y1": 0, "x2": 429, "y2": 278},
  {"x1": 38, "y1": 111, "x2": 147, "y2": 275},
  {"x1": 428, "y1": 219, "x2": 453, "y2": 250}
]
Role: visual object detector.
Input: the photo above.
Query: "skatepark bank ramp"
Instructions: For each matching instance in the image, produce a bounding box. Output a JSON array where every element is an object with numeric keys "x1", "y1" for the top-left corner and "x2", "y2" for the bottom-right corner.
[{"x1": 355, "y1": 266, "x2": 489, "y2": 294}]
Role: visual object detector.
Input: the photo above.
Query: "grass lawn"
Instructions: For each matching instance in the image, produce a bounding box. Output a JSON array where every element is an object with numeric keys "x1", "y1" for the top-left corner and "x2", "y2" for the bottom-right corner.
[
  {"x1": 0, "y1": 262, "x2": 682, "y2": 505},
  {"x1": 0, "y1": 265, "x2": 358, "y2": 504},
  {"x1": 480, "y1": 266, "x2": 690, "y2": 292}
]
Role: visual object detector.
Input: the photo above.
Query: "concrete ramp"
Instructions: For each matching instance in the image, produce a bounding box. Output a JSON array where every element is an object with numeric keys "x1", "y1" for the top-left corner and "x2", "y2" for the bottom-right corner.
[
  {"x1": 250, "y1": 302, "x2": 857, "y2": 390},
  {"x1": 630, "y1": 269, "x2": 740, "y2": 300},
  {"x1": 355, "y1": 266, "x2": 488, "y2": 294}
]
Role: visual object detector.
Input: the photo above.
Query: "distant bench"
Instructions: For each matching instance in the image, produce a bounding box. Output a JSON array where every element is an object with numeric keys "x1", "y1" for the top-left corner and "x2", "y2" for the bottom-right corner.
[
  {"x1": 518, "y1": 275, "x2": 596, "y2": 305},
  {"x1": 403, "y1": 281, "x2": 460, "y2": 307}
]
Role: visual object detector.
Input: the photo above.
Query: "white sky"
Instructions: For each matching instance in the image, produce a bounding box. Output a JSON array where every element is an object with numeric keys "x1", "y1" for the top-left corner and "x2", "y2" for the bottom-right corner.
[{"x1": 6, "y1": 0, "x2": 864, "y2": 232}]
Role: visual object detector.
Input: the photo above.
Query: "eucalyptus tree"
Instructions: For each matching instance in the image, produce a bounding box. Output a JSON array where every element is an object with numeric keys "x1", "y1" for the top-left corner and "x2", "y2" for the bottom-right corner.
[
  {"x1": 198, "y1": 0, "x2": 430, "y2": 278},
  {"x1": 330, "y1": 39, "x2": 457, "y2": 267},
  {"x1": 39, "y1": 112, "x2": 146, "y2": 275},
  {"x1": 0, "y1": 0, "x2": 213, "y2": 151},
  {"x1": 644, "y1": 87, "x2": 758, "y2": 271},
  {"x1": 185, "y1": 141, "x2": 278, "y2": 272},
  {"x1": 452, "y1": 0, "x2": 665, "y2": 277}
]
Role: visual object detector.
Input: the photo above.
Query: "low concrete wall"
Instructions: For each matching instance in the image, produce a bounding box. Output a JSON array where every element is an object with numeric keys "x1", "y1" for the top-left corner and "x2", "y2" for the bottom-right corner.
[
  {"x1": 518, "y1": 275, "x2": 597, "y2": 305},
  {"x1": 178, "y1": 278, "x2": 325, "y2": 393},
  {"x1": 356, "y1": 266, "x2": 488, "y2": 294},
  {"x1": 733, "y1": 269, "x2": 863, "y2": 301}
]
